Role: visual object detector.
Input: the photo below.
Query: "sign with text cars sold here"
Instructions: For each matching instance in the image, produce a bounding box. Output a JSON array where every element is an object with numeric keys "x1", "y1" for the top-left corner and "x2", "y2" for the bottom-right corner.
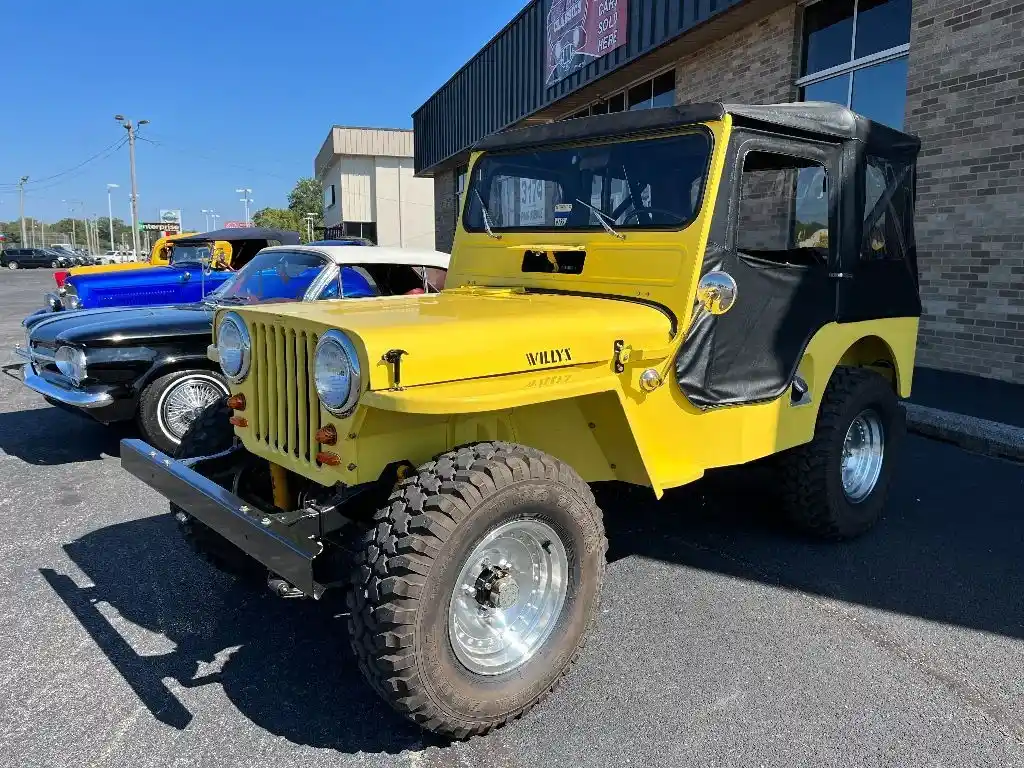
[{"x1": 545, "y1": 0, "x2": 628, "y2": 86}]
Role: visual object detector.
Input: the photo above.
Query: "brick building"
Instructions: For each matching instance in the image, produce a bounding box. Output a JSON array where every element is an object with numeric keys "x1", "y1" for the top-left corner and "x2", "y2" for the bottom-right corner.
[{"x1": 413, "y1": 0, "x2": 1023, "y2": 384}]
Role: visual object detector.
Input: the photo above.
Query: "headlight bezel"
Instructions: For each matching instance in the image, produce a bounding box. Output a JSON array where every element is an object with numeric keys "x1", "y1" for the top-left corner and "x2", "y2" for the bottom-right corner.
[
  {"x1": 62, "y1": 293, "x2": 81, "y2": 310},
  {"x1": 55, "y1": 345, "x2": 87, "y2": 385},
  {"x1": 314, "y1": 330, "x2": 362, "y2": 416},
  {"x1": 216, "y1": 311, "x2": 251, "y2": 383}
]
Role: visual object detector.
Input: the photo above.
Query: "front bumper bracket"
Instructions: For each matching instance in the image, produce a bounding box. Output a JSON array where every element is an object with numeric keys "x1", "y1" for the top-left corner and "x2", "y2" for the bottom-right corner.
[{"x1": 120, "y1": 438, "x2": 325, "y2": 597}]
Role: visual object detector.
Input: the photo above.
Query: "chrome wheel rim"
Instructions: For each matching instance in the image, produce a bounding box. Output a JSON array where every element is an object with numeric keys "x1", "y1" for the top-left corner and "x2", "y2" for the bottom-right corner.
[
  {"x1": 841, "y1": 409, "x2": 885, "y2": 502},
  {"x1": 156, "y1": 374, "x2": 228, "y2": 443},
  {"x1": 448, "y1": 518, "x2": 568, "y2": 676}
]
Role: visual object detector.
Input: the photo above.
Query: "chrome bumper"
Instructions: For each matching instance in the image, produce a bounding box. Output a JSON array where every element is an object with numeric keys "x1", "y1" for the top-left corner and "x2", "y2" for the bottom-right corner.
[
  {"x1": 120, "y1": 439, "x2": 323, "y2": 597},
  {"x1": 20, "y1": 361, "x2": 115, "y2": 408}
]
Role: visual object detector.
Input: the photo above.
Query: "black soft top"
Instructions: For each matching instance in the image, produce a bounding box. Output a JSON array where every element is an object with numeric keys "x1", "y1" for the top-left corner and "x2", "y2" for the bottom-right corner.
[
  {"x1": 473, "y1": 102, "x2": 919, "y2": 158},
  {"x1": 173, "y1": 227, "x2": 301, "y2": 245}
]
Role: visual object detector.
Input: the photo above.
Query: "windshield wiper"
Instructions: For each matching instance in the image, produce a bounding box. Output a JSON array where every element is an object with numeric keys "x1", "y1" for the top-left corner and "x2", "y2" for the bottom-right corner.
[
  {"x1": 474, "y1": 189, "x2": 502, "y2": 239},
  {"x1": 574, "y1": 199, "x2": 625, "y2": 240}
]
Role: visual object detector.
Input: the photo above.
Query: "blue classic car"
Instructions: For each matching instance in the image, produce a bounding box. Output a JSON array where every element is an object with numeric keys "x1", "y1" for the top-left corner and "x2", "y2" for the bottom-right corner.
[
  {"x1": 47, "y1": 227, "x2": 302, "y2": 312},
  {"x1": 17, "y1": 244, "x2": 450, "y2": 453}
]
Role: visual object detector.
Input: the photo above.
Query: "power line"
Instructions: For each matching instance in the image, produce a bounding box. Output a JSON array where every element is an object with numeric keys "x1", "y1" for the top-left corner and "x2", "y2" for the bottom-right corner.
[
  {"x1": 0, "y1": 138, "x2": 127, "y2": 191},
  {"x1": 137, "y1": 134, "x2": 297, "y2": 182}
]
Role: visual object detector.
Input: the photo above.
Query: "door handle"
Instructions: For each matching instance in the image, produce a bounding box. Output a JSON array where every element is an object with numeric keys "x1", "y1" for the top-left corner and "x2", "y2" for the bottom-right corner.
[{"x1": 180, "y1": 272, "x2": 191, "y2": 283}]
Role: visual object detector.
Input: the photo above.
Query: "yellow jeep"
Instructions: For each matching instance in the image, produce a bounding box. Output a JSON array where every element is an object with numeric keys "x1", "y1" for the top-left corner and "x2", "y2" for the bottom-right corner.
[
  {"x1": 61, "y1": 232, "x2": 198, "y2": 280},
  {"x1": 122, "y1": 102, "x2": 922, "y2": 737}
]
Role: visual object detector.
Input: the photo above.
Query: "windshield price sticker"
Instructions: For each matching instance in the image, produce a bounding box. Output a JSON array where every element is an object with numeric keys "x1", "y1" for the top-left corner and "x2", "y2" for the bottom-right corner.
[{"x1": 520, "y1": 179, "x2": 547, "y2": 226}]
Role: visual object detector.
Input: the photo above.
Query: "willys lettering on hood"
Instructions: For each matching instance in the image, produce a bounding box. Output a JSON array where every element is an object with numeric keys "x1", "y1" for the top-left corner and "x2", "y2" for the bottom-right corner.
[
  {"x1": 526, "y1": 348, "x2": 572, "y2": 366},
  {"x1": 236, "y1": 288, "x2": 673, "y2": 389}
]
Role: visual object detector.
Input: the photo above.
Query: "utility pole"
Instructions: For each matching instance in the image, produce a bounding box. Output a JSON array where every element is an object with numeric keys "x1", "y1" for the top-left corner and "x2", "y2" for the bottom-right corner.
[
  {"x1": 18, "y1": 176, "x2": 28, "y2": 245},
  {"x1": 303, "y1": 212, "x2": 316, "y2": 242},
  {"x1": 236, "y1": 188, "x2": 252, "y2": 225},
  {"x1": 115, "y1": 114, "x2": 148, "y2": 258}
]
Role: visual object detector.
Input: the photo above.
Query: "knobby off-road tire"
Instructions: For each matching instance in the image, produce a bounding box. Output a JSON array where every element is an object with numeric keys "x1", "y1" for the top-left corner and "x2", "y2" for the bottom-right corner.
[
  {"x1": 347, "y1": 442, "x2": 607, "y2": 738},
  {"x1": 778, "y1": 366, "x2": 904, "y2": 539},
  {"x1": 172, "y1": 397, "x2": 262, "y2": 581}
]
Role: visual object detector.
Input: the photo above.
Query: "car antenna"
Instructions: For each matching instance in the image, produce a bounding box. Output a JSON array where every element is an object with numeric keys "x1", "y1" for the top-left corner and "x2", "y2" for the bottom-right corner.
[
  {"x1": 574, "y1": 198, "x2": 625, "y2": 240},
  {"x1": 473, "y1": 189, "x2": 501, "y2": 239}
]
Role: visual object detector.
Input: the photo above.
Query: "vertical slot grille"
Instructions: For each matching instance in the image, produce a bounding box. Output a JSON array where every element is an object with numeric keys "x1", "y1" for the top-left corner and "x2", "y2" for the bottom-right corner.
[{"x1": 249, "y1": 320, "x2": 319, "y2": 465}]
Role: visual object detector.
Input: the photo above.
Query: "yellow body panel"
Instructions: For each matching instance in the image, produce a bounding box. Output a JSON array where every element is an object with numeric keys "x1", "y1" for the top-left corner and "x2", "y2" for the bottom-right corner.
[{"x1": 217, "y1": 115, "x2": 920, "y2": 499}]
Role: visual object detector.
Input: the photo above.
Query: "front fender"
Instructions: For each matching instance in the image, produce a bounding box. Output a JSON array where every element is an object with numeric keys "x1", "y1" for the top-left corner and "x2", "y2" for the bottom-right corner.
[{"x1": 355, "y1": 363, "x2": 658, "y2": 493}]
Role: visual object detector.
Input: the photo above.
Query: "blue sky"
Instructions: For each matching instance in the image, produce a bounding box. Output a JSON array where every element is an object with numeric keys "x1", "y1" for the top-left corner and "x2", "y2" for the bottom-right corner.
[{"x1": 1, "y1": 0, "x2": 525, "y2": 229}]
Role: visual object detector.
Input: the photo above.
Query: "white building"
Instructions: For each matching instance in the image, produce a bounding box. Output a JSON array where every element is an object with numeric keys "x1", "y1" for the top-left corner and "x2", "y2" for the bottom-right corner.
[{"x1": 314, "y1": 127, "x2": 435, "y2": 249}]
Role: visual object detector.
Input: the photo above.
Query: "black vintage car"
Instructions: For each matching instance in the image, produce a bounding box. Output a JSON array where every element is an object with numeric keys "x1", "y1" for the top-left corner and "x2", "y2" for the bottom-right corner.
[{"x1": 16, "y1": 244, "x2": 450, "y2": 453}]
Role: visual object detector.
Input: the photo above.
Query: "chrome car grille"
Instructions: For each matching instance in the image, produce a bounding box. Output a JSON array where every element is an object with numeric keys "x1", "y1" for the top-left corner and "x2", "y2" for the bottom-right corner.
[{"x1": 249, "y1": 321, "x2": 320, "y2": 465}]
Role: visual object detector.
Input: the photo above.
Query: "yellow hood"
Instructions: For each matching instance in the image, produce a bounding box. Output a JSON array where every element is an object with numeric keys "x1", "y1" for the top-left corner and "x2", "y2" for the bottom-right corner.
[{"x1": 237, "y1": 287, "x2": 673, "y2": 390}]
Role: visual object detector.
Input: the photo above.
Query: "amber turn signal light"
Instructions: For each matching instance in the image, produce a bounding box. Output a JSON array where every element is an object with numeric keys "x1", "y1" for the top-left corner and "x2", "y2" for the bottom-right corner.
[
  {"x1": 229, "y1": 416, "x2": 248, "y2": 427},
  {"x1": 316, "y1": 451, "x2": 341, "y2": 466},
  {"x1": 227, "y1": 393, "x2": 246, "y2": 410},
  {"x1": 315, "y1": 424, "x2": 338, "y2": 445}
]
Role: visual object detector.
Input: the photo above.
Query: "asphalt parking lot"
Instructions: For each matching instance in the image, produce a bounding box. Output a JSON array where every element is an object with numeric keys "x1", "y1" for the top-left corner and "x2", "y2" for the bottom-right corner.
[{"x1": 1, "y1": 269, "x2": 1022, "y2": 768}]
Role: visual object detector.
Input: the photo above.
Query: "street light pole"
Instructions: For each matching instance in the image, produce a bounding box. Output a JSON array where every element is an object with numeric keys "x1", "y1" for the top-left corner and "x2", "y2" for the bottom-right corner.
[
  {"x1": 106, "y1": 183, "x2": 119, "y2": 250},
  {"x1": 115, "y1": 115, "x2": 148, "y2": 258},
  {"x1": 210, "y1": 212, "x2": 220, "y2": 229},
  {"x1": 303, "y1": 212, "x2": 316, "y2": 242},
  {"x1": 201, "y1": 209, "x2": 211, "y2": 230},
  {"x1": 18, "y1": 176, "x2": 28, "y2": 245},
  {"x1": 236, "y1": 188, "x2": 252, "y2": 225}
]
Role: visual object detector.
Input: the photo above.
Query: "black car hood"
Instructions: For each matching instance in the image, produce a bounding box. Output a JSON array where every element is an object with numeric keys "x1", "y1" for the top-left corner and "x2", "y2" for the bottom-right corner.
[{"x1": 26, "y1": 304, "x2": 213, "y2": 347}]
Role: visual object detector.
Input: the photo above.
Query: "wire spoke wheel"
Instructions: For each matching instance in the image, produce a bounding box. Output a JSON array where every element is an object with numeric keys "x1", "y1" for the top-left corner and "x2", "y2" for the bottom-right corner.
[
  {"x1": 157, "y1": 374, "x2": 228, "y2": 443},
  {"x1": 840, "y1": 408, "x2": 885, "y2": 502},
  {"x1": 449, "y1": 519, "x2": 568, "y2": 676}
]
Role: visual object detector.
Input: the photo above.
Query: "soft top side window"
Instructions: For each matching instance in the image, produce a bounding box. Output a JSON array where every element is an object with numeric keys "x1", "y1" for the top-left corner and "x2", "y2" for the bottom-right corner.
[
  {"x1": 862, "y1": 154, "x2": 912, "y2": 263},
  {"x1": 734, "y1": 150, "x2": 830, "y2": 267}
]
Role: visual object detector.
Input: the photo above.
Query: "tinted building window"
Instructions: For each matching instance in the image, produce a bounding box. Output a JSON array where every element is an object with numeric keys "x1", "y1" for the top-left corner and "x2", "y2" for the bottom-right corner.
[{"x1": 798, "y1": 0, "x2": 910, "y2": 129}]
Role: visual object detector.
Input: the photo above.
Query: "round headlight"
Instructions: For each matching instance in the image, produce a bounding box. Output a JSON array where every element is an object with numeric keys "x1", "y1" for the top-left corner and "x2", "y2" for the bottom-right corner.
[
  {"x1": 44, "y1": 293, "x2": 62, "y2": 312},
  {"x1": 55, "y1": 346, "x2": 87, "y2": 385},
  {"x1": 314, "y1": 331, "x2": 361, "y2": 415},
  {"x1": 63, "y1": 293, "x2": 81, "y2": 310},
  {"x1": 216, "y1": 311, "x2": 250, "y2": 382}
]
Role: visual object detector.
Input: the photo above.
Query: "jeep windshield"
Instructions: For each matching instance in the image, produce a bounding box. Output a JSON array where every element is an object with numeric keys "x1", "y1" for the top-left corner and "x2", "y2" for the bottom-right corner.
[
  {"x1": 464, "y1": 131, "x2": 712, "y2": 233},
  {"x1": 170, "y1": 243, "x2": 213, "y2": 266},
  {"x1": 208, "y1": 250, "x2": 327, "y2": 305}
]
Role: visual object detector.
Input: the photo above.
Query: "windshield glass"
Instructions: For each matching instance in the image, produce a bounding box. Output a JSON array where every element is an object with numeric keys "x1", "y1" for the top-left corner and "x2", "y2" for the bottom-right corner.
[
  {"x1": 464, "y1": 131, "x2": 712, "y2": 233},
  {"x1": 212, "y1": 250, "x2": 328, "y2": 304},
  {"x1": 170, "y1": 243, "x2": 216, "y2": 266}
]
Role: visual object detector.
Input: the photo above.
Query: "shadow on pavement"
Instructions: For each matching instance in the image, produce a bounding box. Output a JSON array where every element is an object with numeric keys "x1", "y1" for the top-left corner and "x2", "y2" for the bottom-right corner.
[
  {"x1": 599, "y1": 435, "x2": 1024, "y2": 641},
  {"x1": 40, "y1": 436, "x2": 1023, "y2": 753},
  {"x1": 0, "y1": 403, "x2": 129, "y2": 465},
  {"x1": 41, "y1": 513, "x2": 438, "y2": 755}
]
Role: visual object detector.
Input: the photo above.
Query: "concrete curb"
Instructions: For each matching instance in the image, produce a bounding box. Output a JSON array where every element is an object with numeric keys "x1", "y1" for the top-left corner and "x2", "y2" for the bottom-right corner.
[{"x1": 903, "y1": 403, "x2": 1024, "y2": 462}]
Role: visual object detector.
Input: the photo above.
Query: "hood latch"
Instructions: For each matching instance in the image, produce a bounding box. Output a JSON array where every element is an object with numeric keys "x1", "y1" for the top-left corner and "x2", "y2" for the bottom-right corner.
[{"x1": 382, "y1": 348, "x2": 408, "y2": 390}]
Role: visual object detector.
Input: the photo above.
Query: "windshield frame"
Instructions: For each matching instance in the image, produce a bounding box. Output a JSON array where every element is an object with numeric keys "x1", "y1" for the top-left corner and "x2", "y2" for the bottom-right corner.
[
  {"x1": 205, "y1": 249, "x2": 334, "y2": 306},
  {"x1": 462, "y1": 127, "x2": 714, "y2": 235},
  {"x1": 169, "y1": 241, "x2": 215, "y2": 267}
]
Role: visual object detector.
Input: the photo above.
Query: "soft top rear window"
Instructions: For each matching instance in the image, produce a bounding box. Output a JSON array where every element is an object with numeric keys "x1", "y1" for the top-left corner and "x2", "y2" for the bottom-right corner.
[{"x1": 463, "y1": 131, "x2": 712, "y2": 233}]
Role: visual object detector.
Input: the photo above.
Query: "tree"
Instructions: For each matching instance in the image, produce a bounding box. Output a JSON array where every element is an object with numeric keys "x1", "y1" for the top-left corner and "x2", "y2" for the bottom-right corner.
[
  {"x1": 252, "y1": 207, "x2": 303, "y2": 237},
  {"x1": 287, "y1": 177, "x2": 323, "y2": 237}
]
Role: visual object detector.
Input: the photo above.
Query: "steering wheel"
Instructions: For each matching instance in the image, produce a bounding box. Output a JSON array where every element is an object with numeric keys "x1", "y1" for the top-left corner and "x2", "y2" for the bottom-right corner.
[{"x1": 617, "y1": 206, "x2": 689, "y2": 226}]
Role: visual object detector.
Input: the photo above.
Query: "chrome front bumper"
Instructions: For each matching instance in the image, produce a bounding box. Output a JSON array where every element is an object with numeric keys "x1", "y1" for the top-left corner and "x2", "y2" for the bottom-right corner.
[{"x1": 19, "y1": 360, "x2": 114, "y2": 408}]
